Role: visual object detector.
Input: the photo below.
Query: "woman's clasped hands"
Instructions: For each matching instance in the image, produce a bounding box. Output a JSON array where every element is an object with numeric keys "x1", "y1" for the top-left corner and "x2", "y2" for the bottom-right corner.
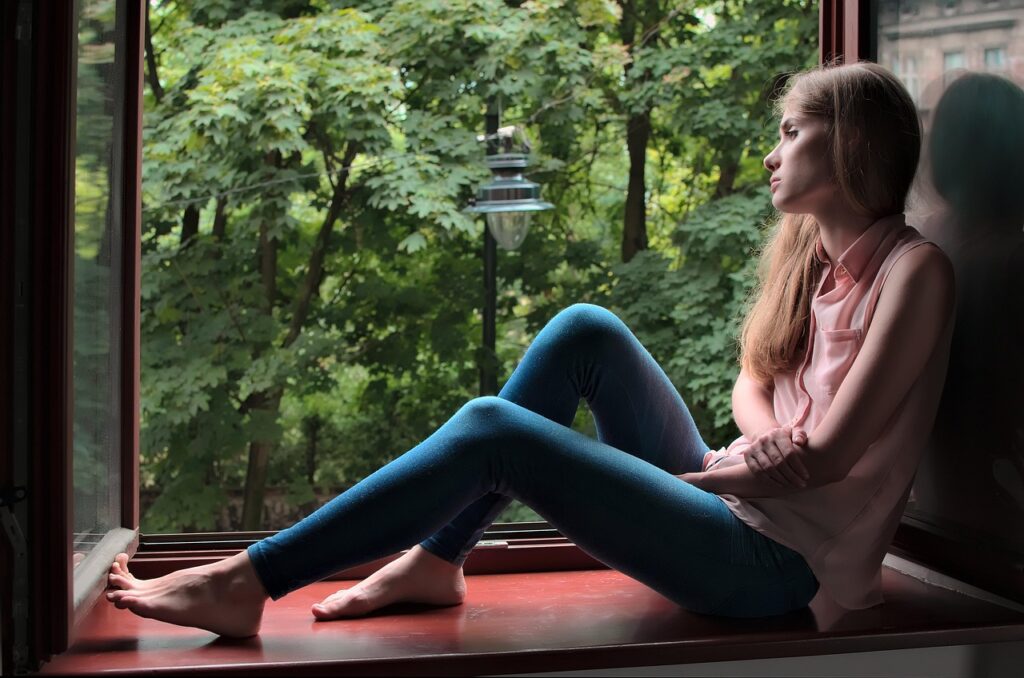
[{"x1": 743, "y1": 425, "x2": 811, "y2": 489}]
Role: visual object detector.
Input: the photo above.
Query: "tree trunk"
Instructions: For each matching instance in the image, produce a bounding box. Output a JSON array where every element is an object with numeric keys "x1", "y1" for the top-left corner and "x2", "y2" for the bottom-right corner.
[
  {"x1": 304, "y1": 415, "x2": 320, "y2": 485},
  {"x1": 240, "y1": 389, "x2": 282, "y2": 530},
  {"x1": 240, "y1": 152, "x2": 282, "y2": 529},
  {"x1": 144, "y1": 1, "x2": 164, "y2": 102},
  {"x1": 622, "y1": 109, "x2": 651, "y2": 262},
  {"x1": 617, "y1": 0, "x2": 655, "y2": 264},
  {"x1": 180, "y1": 204, "x2": 199, "y2": 248},
  {"x1": 259, "y1": 220, "x2": 277, "y2": 311},
  {"x1": 212, "y1": 197, "x2": 227, "y2": 241},
  {"x1": 713, "y1": 150, "x2": 742, "y2": 199}
]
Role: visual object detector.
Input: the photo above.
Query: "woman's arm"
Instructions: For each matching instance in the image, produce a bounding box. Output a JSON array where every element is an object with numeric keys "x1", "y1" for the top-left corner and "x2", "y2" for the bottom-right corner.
[
  {"x1": 800, "y1": 244, "x2": 954, "y2": 483},
  {"x1": 730, "y1": 366, "x2": 810, "y2": 486},
  {"x1": 681, "y1": 459, "x2": 815, "y2": 498},
  {"x1": 686, "y1": 244, "x2": 955, "y2": 497},
  {"x1": 732, "y1": 366, "x2": 780, "y2": 440}
]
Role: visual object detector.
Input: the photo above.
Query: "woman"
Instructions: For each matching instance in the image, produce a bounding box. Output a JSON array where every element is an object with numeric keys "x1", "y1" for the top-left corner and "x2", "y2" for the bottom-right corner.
[{"x1": 106, "y1": 61, "x2": 954, "y2": 638}]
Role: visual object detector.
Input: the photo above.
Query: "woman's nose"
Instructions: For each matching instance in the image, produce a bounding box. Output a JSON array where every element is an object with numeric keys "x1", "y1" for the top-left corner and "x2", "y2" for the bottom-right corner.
[{"x1": 764, "y1": 150, "x2": 778, "y2": 172}]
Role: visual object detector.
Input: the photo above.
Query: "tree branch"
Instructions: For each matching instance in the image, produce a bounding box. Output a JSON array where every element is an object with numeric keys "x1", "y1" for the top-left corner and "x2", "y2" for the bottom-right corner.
[
  {"x1": 282, "y1": 142, "x2": 360, "y2": 348},
  {"x1": 145, "y1": 1, "x2": 165, "y2": 102}
]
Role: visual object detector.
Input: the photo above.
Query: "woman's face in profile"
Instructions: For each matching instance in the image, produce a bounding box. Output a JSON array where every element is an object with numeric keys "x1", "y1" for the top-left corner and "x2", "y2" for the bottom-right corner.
[{"x1": 763, "y1": 109, "x2": 836, "y2": 215}]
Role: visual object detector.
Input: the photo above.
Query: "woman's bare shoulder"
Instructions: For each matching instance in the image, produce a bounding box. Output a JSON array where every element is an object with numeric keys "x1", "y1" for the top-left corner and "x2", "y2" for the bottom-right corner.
[{"x1": 885, "y1": 241, "x2": 955, "y2": 309}]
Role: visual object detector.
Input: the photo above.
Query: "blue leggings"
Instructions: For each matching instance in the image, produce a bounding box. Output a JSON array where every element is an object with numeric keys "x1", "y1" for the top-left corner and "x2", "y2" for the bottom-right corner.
[{"x1": 246, "y1": 304, "x2": 819, "y2": 617}]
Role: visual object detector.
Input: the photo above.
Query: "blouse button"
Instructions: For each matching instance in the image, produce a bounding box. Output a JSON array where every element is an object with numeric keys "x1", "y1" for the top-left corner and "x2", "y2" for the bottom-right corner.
[{"x1": 835, "y1": 265, "x2": 847, "y2": 278}]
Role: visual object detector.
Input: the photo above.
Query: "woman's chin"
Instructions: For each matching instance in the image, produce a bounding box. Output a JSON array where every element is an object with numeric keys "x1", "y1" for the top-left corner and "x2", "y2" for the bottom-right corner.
[{"x1": 771, "y1": 194, "x2": 805, "y2": 215}]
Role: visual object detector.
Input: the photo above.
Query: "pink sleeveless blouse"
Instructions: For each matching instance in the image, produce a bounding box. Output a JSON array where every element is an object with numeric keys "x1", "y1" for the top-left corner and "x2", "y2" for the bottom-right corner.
[{"x1": 703, "y1": 213, "x2": 954, "y2": 610}]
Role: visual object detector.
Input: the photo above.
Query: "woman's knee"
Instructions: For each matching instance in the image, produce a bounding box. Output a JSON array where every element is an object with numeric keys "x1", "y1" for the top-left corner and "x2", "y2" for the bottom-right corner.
[
  {"x1": 456, "y1": 396, "x2": 522, "y2": 436},
  {"x1": 453, "y1": 397, "x2": 528, "y2": 452},
  {"x1": 459, "y1": 395, "x2": 510, "y2": 420},
  {"x1": 549, "y1": 303, "x2": 630, "y2": 348}
]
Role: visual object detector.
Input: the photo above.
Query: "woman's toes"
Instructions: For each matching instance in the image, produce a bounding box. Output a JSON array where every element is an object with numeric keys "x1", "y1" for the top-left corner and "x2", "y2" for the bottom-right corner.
[
  {"x1": 114, "y1": 554, "x2": 136, "y2": 579},
  {"x1": 108, "y1": 573, "x2": 132, "y2": 589},
  {"x1": 312, "y1": 589, "x2": 370, "y2": 620},
  {"x1": 112, "y1": 594, "x2": 138, "y2": 610}
]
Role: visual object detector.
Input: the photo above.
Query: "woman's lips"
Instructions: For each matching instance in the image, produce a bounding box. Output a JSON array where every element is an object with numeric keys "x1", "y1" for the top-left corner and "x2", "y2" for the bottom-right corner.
[{"x1": 770, "y1": 178, "x2": 781, "y2": 192}]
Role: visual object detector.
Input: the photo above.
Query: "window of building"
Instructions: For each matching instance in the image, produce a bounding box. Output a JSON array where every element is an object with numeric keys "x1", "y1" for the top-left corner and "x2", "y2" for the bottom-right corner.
[
  {"x1": 939, "y1": 0, "x2": 960, "y2": 17},
  {"x1": 894, "y1": 54, "x2": 922, "y2": 104},
  {"x1": 985, "y1": 46, "x2": 1008, "y2": 70},
  {"x1": 900, "y1": 1, "x2": 921, "y2": 17},
  {"x1": 944, "y1": 50, "x2": 966, "y2": 71}
]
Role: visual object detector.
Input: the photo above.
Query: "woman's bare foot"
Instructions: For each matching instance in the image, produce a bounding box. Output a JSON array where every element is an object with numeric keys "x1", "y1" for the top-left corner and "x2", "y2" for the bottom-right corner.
[
  {"x1": 312, "y1": 545, "x2": 466, "y2": 620},
  {"x1": 106, "y1": 551, "x2": 269, "y2": 638}
]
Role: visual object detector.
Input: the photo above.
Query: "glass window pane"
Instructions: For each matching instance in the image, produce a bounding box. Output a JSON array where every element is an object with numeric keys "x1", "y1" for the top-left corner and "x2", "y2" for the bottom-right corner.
[
  {"x1": 985, "y1": 46, "x2": 1007, "y2": 70},
  {"x1": 879, "y1": 1, "x2": 1024, "y2": 557},
  {"x1": 72, "y1": 0, "x2": 124, "y2": 570},
  {"x1": 139, "y1": 2, "x2": 818, "y2": 535}
]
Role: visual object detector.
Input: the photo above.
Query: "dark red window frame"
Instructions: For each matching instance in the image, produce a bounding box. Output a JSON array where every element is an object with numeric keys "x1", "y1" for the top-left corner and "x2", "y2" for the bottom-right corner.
[
  {"x1": 0, "y1": 0, "x2": 143, "y2": 671},
  {"x1": 9, "y1": 0, "x2": 1019, "y2": 671}
]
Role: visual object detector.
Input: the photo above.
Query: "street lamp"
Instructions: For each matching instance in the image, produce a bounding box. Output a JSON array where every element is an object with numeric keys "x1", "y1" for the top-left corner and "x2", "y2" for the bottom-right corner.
[
  {"x1": 466, "y1": 104, "x2": 553, "y2": 395},
  {"x1": 467, "y1": 147, "x2": 554, "y2": 250}
]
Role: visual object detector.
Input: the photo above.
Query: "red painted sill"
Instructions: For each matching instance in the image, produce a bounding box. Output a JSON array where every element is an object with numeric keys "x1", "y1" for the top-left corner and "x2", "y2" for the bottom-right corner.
[{"x1": 40, "y1": 546, "x2": 1024, "y2": 676}]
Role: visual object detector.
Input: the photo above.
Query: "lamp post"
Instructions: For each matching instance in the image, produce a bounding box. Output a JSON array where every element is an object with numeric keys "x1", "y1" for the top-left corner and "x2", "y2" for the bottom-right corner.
[{"x1": 466, "y1": 99, "x2": 553, "y2": 396}]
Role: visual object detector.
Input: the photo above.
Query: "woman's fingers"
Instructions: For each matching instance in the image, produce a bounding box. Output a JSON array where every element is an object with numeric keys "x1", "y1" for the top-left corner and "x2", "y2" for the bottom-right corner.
[
  {"x1": 748, "y1": 427, "x2": 810, "y2": 489},
  {"x1": 765, "y1": 440, "x2": 804, "y2": 487},
  {"x1": 749, "y1": 443, "x2": 790, "y2": 487},
  {"x1": 757, "y1": 438, "x2": 807, "y2": 488},
  {"x1": 774, "y1": 428, "x2": 810, "y2": 484},
  {"x1": 776, "y1": 441, "x2": 809, "y2": 487},
  {"x1": 780, "y1": 436, "x2": 811, "y2": 483}
]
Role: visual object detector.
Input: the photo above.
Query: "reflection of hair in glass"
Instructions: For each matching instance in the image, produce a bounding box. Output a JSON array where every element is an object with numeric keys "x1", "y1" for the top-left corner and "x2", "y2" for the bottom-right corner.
[{"x1": 929, "y1": 72, "x2": 1024, "y2": 227}]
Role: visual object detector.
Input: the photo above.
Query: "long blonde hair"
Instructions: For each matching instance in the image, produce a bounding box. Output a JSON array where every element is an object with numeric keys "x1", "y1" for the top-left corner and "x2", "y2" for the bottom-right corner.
[{"x1": 740, "y1": 62, "x2": 921, "y2": 384}]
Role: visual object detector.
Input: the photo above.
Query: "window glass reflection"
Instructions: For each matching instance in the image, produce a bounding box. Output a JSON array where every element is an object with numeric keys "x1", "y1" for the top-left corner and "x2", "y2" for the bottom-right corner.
[
  {"x1": 879, "y1": 0, "x2": 1024, "y2": 553},
  {"x1": 72, "y1": 0, "x2": 124, "y2": 569}
]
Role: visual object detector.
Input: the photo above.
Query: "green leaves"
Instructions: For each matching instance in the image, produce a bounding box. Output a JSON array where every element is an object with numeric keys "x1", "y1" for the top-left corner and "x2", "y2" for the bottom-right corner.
[
  {"x1": 139, "y1": 0, "x2": 817, "y2": 532},
  {"x1": 610, "y1": 189, "x2": 774, "y2": 444}
]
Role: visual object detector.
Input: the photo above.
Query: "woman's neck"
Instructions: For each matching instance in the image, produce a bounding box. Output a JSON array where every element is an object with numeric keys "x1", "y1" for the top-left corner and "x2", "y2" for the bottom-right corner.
[{"x1": 812, "y1": 201, "x2": 876, "y2": 263}]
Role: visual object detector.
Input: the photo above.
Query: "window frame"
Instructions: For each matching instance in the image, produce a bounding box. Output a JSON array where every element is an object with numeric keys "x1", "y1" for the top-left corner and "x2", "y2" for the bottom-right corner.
[
  {"x1": 141, "y1": 0, "x2": 867, "y2": 556},
  {"x1": 15, "y1": 0, "x2": 1014, "y2": 670},
  {"x1": 984, "y1": 45, "x2": 1008, "y2": 70},
  {"x1": 0, "y1": 0, "x2": 143, "y2": 671},
  {"x1": 66, "y1": 0, "x2": 144, "y2": 645}
]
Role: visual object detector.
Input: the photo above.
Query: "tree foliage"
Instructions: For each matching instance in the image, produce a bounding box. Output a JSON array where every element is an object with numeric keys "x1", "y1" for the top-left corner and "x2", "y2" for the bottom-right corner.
[{"x1": 139, "y1": 0, "x2": 817, "y2": 531}]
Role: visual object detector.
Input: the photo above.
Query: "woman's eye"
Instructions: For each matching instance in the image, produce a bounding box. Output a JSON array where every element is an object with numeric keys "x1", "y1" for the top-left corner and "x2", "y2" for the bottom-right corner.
[{"x1": 785, "y1": 129, "x2": 798, "y2": 138}]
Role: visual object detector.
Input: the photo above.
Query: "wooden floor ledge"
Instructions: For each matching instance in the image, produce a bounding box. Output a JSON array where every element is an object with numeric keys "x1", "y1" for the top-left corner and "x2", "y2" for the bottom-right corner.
[{"x1": 40, "y1": 565, "x2": 1024, "y2": 676}]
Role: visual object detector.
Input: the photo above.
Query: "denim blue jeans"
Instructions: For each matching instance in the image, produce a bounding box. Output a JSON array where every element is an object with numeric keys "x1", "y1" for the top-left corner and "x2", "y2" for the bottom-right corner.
[{"x1": 246, "y1": 304, "x2": 819, "y2": 618}]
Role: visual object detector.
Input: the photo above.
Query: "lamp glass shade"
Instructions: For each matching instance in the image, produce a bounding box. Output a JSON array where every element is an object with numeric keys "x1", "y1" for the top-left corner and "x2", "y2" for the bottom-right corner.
[{"x1": 485, "y1": 211, "x2": 532, "y2": 250}]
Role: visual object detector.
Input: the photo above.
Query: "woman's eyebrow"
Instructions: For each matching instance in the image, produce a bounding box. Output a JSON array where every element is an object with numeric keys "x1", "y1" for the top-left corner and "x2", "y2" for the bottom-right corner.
[{"x1": 779, "y1": 117, "x2": 800, "y2": 131}]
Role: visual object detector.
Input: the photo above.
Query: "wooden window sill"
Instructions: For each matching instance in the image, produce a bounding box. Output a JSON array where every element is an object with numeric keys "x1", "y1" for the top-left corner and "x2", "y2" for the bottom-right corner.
[{"x1": 40, "y1": 548, "x2": 1024, "y2": 676}]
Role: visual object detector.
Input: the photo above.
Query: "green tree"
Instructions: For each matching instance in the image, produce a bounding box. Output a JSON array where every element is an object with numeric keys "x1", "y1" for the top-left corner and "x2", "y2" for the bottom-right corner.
[{"x1": 139, "y1": 0, "x2": 818, "y2": 532}]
